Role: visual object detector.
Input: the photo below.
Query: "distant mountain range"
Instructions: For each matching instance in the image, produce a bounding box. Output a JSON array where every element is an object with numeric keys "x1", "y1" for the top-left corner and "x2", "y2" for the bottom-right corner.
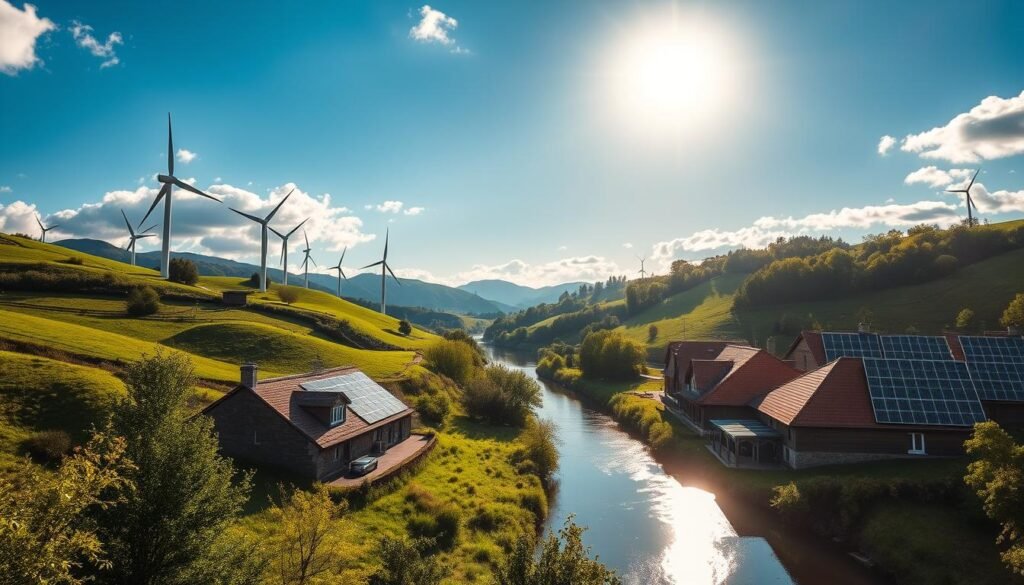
[
  {"x1": 55, "y1": 239, "x2": 515, "y2": 315},
  {"x1": 458, "y1": 279, "x2": 587, "y2": 308}
]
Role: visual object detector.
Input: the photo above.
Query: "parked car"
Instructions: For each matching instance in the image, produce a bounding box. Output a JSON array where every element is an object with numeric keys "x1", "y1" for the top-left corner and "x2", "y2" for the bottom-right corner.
[{"x1": 349, "y1": 455, "x2": 379, "y2": 477}]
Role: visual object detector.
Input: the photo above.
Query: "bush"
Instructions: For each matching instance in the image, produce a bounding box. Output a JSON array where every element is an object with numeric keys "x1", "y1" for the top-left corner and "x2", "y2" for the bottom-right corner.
[
  {"x1": 1002, "y1": 293, "x2": 1024, "y2": 329},
  {"x1": 126, "y1": 286, "x2": 160, "y2": 316},
  {"x1": 168, "y1": 258, "x2": 199, "y2": 285},
  {"x1": 246, "y1": 272, "x2": 271, "y2": 287},
  {"x1": 406, "y1": 504, "x2": 461, "y2": 550},
  {"x1": 553, "y1": 368, "x2": 581, "y2": 387},
  {"x1": 462, "y1": 365, "x2": 541, "y2": 427},
  {"x1": 24, "y1": 430, "x2": 72, "y2": 461},
  {"x1": 398, "y1": 319, "x2": 413, "y2": 336},
  {"x1": 277, "y1": 286, "x2": 300, "y2": 305},
  {"x1": 648, "y1": 324, "x2": 658, "y2": 342},
  {"x1": 515, "y1": 418, "x2": 559, "y2": 484},
  {"x1": 369, "y1": 536, "x2": 449, "y2": 585},
  {"x1": 416, "y1": 393, "x2": 451, "y2": 427},
  {"x1": 609, "y1": 394, "x2": 673, "y2": 450},
  {"x1": 424, "y1": 339, "x2": 476, "y2": 385},
  {"x1": 62, "y1": 256, "x2": 84, "y2": 265},
  {"x1": 579, "y1": 330, "x2": 645, "y2": 380},
  {"x1": 535, "y1": 353, "x2": 566, "y2": 379}
]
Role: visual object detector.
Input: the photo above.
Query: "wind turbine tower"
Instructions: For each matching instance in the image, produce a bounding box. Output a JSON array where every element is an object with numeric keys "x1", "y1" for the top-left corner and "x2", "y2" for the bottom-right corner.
[
  {"x1": 35, "y1": 215, "x2": 59, "y2": 243},
  {"x1": 121, "y1": 209, "x2": 157, "y2": 266},
  {"x1": 299, "y1": 230, "x2": 316, "y2": 289},
  {"x1": 329, "y1": 247, "x2": 348, "y2": 298},
  {"x1": 139, "y1": 113, "x2": 222, "y2": 279},
  {"x1": 637, "y1": 256, "x2": 648, "y2": 280},
  {"x1": 946, "y1": 169, "x2": 980, "y2": 227},
  {"x1": 270, "y1": 218, "x2": 308, "y2": 286},
  {"x1": 360, "y1": 228, "x2": 401, "y2": 315},
  {"x1": 229, "y1": 189, "x2": 294, "y2": 292}
]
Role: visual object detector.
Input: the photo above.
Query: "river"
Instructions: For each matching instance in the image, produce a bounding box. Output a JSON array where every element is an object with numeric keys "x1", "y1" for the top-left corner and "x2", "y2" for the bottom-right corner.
[{"x1": 482, "y1": 342, "x2": 884, "y2": 585}]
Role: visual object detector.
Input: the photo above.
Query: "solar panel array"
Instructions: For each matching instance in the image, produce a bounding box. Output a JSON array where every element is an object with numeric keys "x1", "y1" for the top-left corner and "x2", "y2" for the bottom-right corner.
[
  {"x1": 959, "y1": 336, "x2": 1024, "y2": 363},
  {"x1": 862, "y1": 358, "x2": 987, "y2": 426},
  {"x1": 958, "y1": 336, "x2": 1024, "y2": 402},
  {"x1": 822, "y1": 333, "x2": 883, "y2": 362},
  {"x1": 300, "y1": 372, "x2": 408, "y2": 424},
  {"x1": 879, "y1": 335, "x2": 953, "y2": 361}
]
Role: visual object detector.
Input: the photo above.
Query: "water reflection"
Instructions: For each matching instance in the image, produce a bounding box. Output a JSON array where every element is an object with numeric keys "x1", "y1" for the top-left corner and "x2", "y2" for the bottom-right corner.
[{"x1": 484, "y1": 343, "x2": 747, "y2": 585}]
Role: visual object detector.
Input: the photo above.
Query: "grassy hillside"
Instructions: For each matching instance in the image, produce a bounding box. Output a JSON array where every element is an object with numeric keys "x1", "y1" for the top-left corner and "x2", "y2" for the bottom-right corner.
[{"x1": 617, "y1": 247, "x2": 1024, "y2": 358}]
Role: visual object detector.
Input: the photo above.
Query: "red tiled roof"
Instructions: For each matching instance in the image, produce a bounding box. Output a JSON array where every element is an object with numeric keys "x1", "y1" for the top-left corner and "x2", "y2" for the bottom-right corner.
[
  {"x1": 693, "y1": 346, "x2": 802, "y2": 406},
  {"x1": 204, "y1": 366, "x2": 413, "y2": 449},
  {"x1": 943, "y1": 332, "x2": 967, "y2": 361},
  {"x1": 690, "y1": 360, "x2": 733, "y2": 392},
  {"x1": 784, "y1": 331, "x2": 826, "y2": 365},
  {"x1": 665, "y1": 341, "x2": 735, "y2": 387}
]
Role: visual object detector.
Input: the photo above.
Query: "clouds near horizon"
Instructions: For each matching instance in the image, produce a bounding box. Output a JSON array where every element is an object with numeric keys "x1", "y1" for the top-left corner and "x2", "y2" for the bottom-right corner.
[{"x1": 900, "y1": 90, "x2": 1024, "y2": 163}]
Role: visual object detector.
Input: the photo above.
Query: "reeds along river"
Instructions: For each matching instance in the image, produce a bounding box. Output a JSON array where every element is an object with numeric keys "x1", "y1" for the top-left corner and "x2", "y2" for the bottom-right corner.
[{"x1": 480, "y1": 342, "x2": 798, "y2": 585}]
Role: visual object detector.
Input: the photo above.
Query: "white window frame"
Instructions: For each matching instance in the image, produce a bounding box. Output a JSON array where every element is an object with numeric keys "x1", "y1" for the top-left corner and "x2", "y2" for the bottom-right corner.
[
  {"x1": 908, "y1": 432, "x2": 926, "y2": 455},
  {"x1": 333, "y1": 445, "x2": 341, "y2": 461},
  {"x1": 330, "y1": 405, "x2": 346, "y2": 426}
]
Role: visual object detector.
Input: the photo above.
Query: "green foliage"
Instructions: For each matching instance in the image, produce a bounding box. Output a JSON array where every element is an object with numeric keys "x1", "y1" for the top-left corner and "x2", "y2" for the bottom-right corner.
[
  {"x1": 369, "y1": 536, "x2": 449, "y2": 585},
  {"x1": 0, "y1": 432, "x2": 132, "y2": 585},
  {"x1": 462, "y1": 364, "x2": 542, "y2": 427},
  {"x1": 608, "y1": 394, "x2": 673, "y2": 450},
  {"x1": 424, "y1": 339, "x2": 476, "y2": 385},
  {"x1": 24, "y1": 429, "x2": 72, "y2": 462},
  {"x1": 398, "y1": 319, "x2": 412, "y2": 336},
  {"x1": 579, "y1": 330, "x2": 645, "y2": 381},
  {"x1": 535, "y1": 353, "x2": 566, "y2": 379},
  {"x1": 267, "y1": 484, "x2": 348, "y2": 585},
  {"x1": 553, "y1": 367, "x2": 582, "y2": 387},
  {"x1": 964, "y1": 421, "x2": 1024, "y2": 575},
  {"x1": 625, "y1": 280, "x2": 669, "y2": 315},
  {"x1": 647, "y1": 323, "x2": 658, "y2": 341},
  {"x1": 441, "y1": 329, "x2": 486, "y2": 365},
  {"x1": 956, "y1": 308, "x2": 977, "y2": 331},
  {"x1": 416, "y1": 392, "x2": 451, "y2": 427},
  {"x1": 1001, "y1": 293, "x2": 1024, "y2": 329},
  {"x1": 247, "y1": 272, "x2": 272, "y2": 287},
  {"x1": 278, "y1": 286, "x2": 300, "y2": 305},
  {"x1": 126, "y1": 285, "x2": 160, "y2": 316},
  {"x1": 514, "y1": 418, "x2": 559, "y2": 484},
  {"x1": 496, "y1": 515, "x2": 621, "y2": 585},
  {"x1": 168, "y1": 258, "x2": 199, "y2": 285},
  {"x1": 97, "y1": 351, "x2": 253, "y2": 585},
  {"x1": 484, "y1": 294, "x2": 587, "y2": 341}
]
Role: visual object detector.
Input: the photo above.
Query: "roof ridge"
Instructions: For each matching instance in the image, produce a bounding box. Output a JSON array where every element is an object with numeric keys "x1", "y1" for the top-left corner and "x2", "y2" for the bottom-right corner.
[
  {"x1": 258, "y1": 364, "x2": 360, "y2": 384},
  {"x1": 789, "y1": 359, "x2": 848, "y2": 425}
]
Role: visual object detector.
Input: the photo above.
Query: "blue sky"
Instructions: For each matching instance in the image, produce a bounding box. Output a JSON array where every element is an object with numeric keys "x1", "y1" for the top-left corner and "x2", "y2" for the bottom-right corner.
[{"x1": 2, "y1": 0, "x2": 1024, "y2": 286}]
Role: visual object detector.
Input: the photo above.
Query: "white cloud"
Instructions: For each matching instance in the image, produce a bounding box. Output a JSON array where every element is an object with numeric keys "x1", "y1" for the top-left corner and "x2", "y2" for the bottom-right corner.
[
  {"x1": 949, "y1": 181, "x2": 1024, "y2": 215},
  {"x1": 877, "y1": 135, "x2": 896, "y2": 155},
  {"x1": 403, "y1": 206, "x2": 425, "y2": 216},
  {"x1": 375, "y1": 200, "x2": 403, "y2": 213},
  {"x1": 0, "y1": 199, "x2": 44, "y2": 235},
  {"x1": 903, "y1": 166, "x2": 972, "y2": 188},
  {"x1": 622, "y1": 242, "x2": 633, "y2": 249},
  {"x1": 33, "y1": 181, "x2": 372, "y2": 262},
  {"x1": 900, "y1": 90, "x2": 1024, "y2": 163},
  {"x1": 69, "y1": 20, "x2": 122, "y2": 68},
  {"x1": 0, "y1": 0, "x2": 55, "y2": 75},
  {"x1": 368, "y1": 200, "x2": 423, "y2": 214},
  {"x1": 0, "y1": 185, "x2": 11, "y2": 193},
  {"x1": 650, "y1": 199, "x2": 967, "y2": 267},
  {"x1": 409, "y1": 5, "x2": 467, "y2": 54},
  {"x1": 175, "y1": 148, "x2": 197, "y2": 164}
]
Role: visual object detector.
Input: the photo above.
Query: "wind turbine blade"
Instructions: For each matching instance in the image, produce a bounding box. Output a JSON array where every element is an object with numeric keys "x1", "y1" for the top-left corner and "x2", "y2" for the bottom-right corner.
[
  {"x1": 340, "y1": 269, "x2": 347, "y2": 279},
  {"x1": 141, "y1": 224, "x2": 158, "y2": 234},
  {"x1": 266, "y1": 188, "x2": 294, "y2": 222},
  {"x1": 383, "y1": 228, "x2": 390, "y2": 261},
  {"x1": 229, "y1": 207, "x2": 265, "y2": 224},
  {"x1": 167, "y1": 113, "x2": 174, "y2": 176},
  {"x1": 121, "y1": 209, "x2": 135, "y2": 236},
  {"x1": 49, "y1": 225, "x2": 59, "y2": 230},
  {"x1": 139, "y1": 183, "x2": 170, "y2": 225},
  {"x1": 304, "y1": 229, "x2": 310, "y2": 249},
  {"x1": 340, "y1": 246, "x2": 347, "y2": 264},
  {"x1": 36, "y1": 215, "x2": 44, "y2": 231},
  {"x1": 309, "y1": 256, "x2": 317, "y2": 267},
  {"x1": 269, "y1": 226, "x2": 286, "y2": 239},
  {"x1": 125, "y1": 239, "x2": 133, "y2": 250},
  {"x1": 967, "y1": 169, "x2": 979, "y2": 190},
  {"x1": 360, "y1": 260, "x2": 384, "y2": 270},
  {"x1": 286, "y1": 218, "x2": 309, "y2": 238},
  {"x1": 279, "y1": 244, "x2": 286, "y2": 266},
  {"x1": 137, "y1": 233, "x2": 156, "y2": 239},
  {"x1": 172, "y1": 178, "x2": 220, "y2": 202},
  {"x1": 386, "y1": 263, "x2": 401, "y2": 285}
]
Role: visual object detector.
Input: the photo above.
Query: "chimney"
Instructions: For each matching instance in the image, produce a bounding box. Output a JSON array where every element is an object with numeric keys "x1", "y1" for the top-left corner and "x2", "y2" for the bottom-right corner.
[
  {"x1": 240, "y1": 363, "x2": 258, "y2": 389},
  {"x1": 858, "y1": 322, "x2": 870, "y2": 333}
]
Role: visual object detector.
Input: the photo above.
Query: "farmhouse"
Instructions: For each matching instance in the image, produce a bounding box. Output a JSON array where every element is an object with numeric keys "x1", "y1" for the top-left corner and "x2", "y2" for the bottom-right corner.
[
  {"x1": 221, "y1": 290, "x2": 252, "y2": 307},
  {"x1": 203, "y1": 364, "x2": 415, "y2": 481},
  {"x1": 663, "y1": 342, "x2": 800, "y2": 433}
]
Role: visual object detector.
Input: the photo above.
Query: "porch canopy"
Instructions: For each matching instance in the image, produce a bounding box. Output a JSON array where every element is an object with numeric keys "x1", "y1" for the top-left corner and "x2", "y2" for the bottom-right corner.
[{"x1": 708, "y1": 419, "x2": 782, "y2": 468}]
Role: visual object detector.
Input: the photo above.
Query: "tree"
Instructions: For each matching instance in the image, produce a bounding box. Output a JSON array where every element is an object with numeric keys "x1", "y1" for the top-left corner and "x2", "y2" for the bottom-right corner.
[
  {"x1": 398, "y1": 320, "x2": 413, "y2": 336},
  {"x1": 267, "y1": 484, "x2": 347, "y2": 585},
  {"x1": 369, "y1": 537, "x2": 448, "y2": 585},
  {"x1": 168, "y1": 258, "x2": 199, "y2": 285},
  {"x1": 424, "y1": 339, "x2": 476, "y2": 385},
  {"x1": 462, "y1": 364, "x2": 541, "y2": 427},
  {"x1": 278, "y1": 286, "x2": 301, "y2": 305},
  {"x1": 496, "y1": 516, "x2": 620, "y2": 585},
  {"x1": 956, "y1": 308, "x2": 977, "y2": 331},
  {"x1": 517, "y1": 418, "x2": 559, "y2": 484},
  {"x1": 97, "y1": 351, "x2": 253, "y2": 585},
  {"x1": 0, "y1": 432, "x2": 132, "y2": 585},
  {"x1": 964, "y1": 421, "x2": 1024, "y2": 575},
  {"x1": 1002, "y1": 293, "x2": 1024, "y2": 330},
  {"x1": 248, "y1": 272, "x2": 272, "y2": 287},
  {"x1": 127, "y1": 286, "x2": 160, "y2": 316},
  {"x1": 647, "y1": 324, "x2": 658, "y2": 342},
  {"x1": 579, "y1": 330, "x2": 645, "y2": 381}
]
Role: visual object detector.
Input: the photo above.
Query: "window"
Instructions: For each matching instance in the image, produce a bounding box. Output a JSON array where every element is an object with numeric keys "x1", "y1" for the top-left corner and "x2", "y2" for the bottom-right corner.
[
  {"x1": 330, "y1": 405, "x2": 345, "y2": 426},
  {"x1": 908, "y1": 433, "x2": 926, "y2": 455},
  {"x1": 253, "y1": 430, "x2": 260, "y2": 446},
  {"x1": 333, "y1": 445, "x2": 341, "y2": 461}
]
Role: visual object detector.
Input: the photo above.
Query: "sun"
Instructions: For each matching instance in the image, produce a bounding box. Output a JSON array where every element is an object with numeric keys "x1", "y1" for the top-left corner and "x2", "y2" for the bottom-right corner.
[{"x1": 608, "y1": 17, "x2": 737, "y2": 132}]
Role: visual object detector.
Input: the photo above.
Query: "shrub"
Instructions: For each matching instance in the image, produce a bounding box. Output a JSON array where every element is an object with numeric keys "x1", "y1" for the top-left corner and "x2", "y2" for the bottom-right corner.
[
  {"x1": 246, "y1": 272, "x2": 271, "y2": 287},
  {"x1": 1002, "y1": 293, "x2": 1024, "y2": 329},
  {"x1": 515, "y1": 418, "x2": 559, "y2": 484},
  {"x1": 24, "y1": 430, "x2": 72, "y2": 461},
  {"x1": 168, "y1": 258, "x2": 199, "y2": 285},
  {"x1": 579, "y1": 330, "x2": 645, "y2": 380},
  {"x1": 462, "y1": 365, "x2": 541, "y2": 427},
  {"x1": 277, "y1": 286, "x2": 300, "y2": 305},
  {"x1": 406, "y1": 504, "x2": 460, "y2": 550},
  {"x1": 609, "y1": 394, "x2": 673, "y2": 450},
  {"x1": 62, "y1": 256, "x2": 84, "y2": 265},
  {"x1": 648, "y1": 324, "x2": 659, "y2": 342},
  {"x1": 424, "y1": 339, "x2": 476, "y2": 385},
  {"x1": 553, "y1": 368, "x2": 581, "y2": 387},
  {"x1": 369, "y1": 536, "x2": 449, "y2": 585},
  {"x1": 519, "y1": 491, "x2": 548, "y2": 522},
  {"x1": 416, "y1": 393, "x2": 451, "y2": 427},
  {"x1": 955, "y1": 308, "x2": 976, "y2": 331},
  {"x1": 126, "y1": 285, "x2": 160, "y2": 316},
  {"x1": 398, "y1": 319, "x2": 413, "y2": 336},
  {"x1": 535, "y1": 353, "x2": 566, "y2": 379}
]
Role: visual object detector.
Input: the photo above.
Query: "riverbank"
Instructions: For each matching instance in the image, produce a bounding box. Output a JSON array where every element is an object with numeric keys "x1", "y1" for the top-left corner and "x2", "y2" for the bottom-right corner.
[{"x1": 540, "y1": 367, "x2": 1021, "y2": 585}]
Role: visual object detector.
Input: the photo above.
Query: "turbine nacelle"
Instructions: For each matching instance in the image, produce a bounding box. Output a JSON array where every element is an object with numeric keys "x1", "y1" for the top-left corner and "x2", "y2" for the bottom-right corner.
[{"x1": 156, "y1": 174, "x2": 174, "y2": 184}]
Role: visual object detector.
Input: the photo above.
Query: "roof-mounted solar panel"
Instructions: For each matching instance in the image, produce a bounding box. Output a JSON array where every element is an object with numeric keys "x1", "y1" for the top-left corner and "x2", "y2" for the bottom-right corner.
[
  {"x1": 959, "y1": 336, "x2": 1024, "y2": 364},
  {"x1": 880, "y1": 335, "x2": 954, "y2": 361},
  {"x1": 862, "y1": 358, "x2": 986, "y2": 426},
  {"x1": 822, "y1": 332, "x2": 883, "y2": 362},
  {"x1": 300, "y1": 372, "x2": 406, "y2": 424}
]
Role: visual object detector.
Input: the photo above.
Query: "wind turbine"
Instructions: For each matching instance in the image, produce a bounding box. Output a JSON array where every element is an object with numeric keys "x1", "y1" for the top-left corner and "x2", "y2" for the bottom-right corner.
[
  {"x1": 35, "y1": 214, "x2": 59, "y2": 243},
  {"x1": 360, "y1": 228, "x2": 401, "y2": 315},
  {"x1": 269, "y1": 218, "x2": 308, "y2": 286},
  {"x1": 139, "y1": 113, "x2": 222, "y2": 279},
  {"x1": 121, "y1": 209, "x2": 157, "y2": 266},
  {"x1": 637, "y1": 255, "x2": 648, "y2": 280},
  {"x1": 299, "y1": 230, "x2": 316, "y2": 289},
  {"x1": 229, "y1": 189, "x2": 294, "y2": 292},
  {"x1": 328, "y1": 247, "x2": 348, "y2": 298},
  {"x1": 946, "y1": 169, "x2": 980, "y2": 227}
]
